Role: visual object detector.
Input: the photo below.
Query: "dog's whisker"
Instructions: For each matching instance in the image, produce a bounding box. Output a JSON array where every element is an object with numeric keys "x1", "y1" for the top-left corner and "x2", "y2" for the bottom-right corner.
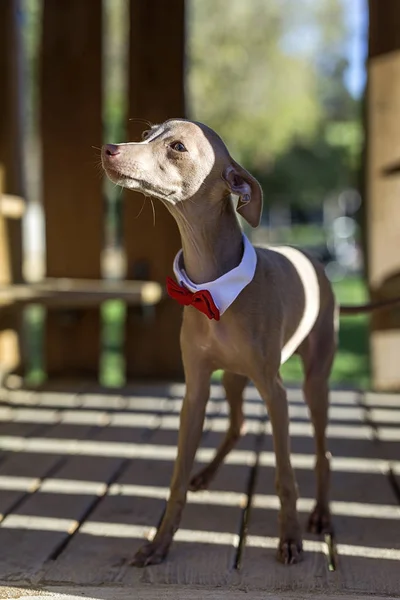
[
  {"x1": 128, "y1": 117, "x2": 155, "y2": 141},
  {"x1": 135, "y1": 196, "x2": 146, "y2": 219},
  {"x1": 150, "y1": 197, "x2": 156, "y2": 227},
  {"x1": 128, "y1": 117, "x2": 153, "y2": 128}
]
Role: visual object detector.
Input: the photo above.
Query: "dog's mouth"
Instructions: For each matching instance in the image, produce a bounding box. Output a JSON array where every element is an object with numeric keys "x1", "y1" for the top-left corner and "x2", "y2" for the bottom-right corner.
[
  {"x1": 103, "y1": 166, "x2": 141, "y2": 188},
  {"x1": 104, "y1": 166, "x2": 130, "y2": 180},
  {"x1": 103, "y1": 165, "x2": 176, "y2": 201}
]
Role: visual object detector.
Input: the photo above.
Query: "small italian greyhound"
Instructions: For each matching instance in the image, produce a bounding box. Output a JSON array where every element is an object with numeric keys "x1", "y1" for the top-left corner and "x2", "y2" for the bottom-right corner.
[{"x1": 102, "y1": 118, "x2": 398, "y2": 567}]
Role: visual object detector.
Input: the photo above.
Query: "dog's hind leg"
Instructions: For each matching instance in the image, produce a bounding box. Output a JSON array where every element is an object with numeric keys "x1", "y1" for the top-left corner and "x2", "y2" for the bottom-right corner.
[
  {"x1": 255, "y1": 371, "x2": 302, "y2": 565},
  {"x1": 189, "y1": 371, "x2": 247, "y2": 491},
  {"x1": 298, "y1": 304, "x2": 337, "y2": 535}
]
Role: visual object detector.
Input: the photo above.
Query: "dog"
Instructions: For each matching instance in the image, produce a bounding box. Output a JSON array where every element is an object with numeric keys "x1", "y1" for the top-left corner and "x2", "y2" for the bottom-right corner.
[{"x1": 102, "y1": 118, "x2": 399, "y2": 567}]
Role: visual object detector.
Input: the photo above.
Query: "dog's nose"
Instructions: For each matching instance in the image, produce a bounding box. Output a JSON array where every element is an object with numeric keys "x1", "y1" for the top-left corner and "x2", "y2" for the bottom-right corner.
[{"x1": 103, "y1": 144, "x2": 120, "y2": 158}]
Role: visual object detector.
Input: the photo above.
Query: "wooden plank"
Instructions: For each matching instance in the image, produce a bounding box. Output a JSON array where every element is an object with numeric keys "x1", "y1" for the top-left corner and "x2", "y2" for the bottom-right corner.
[
  {"x1": 0, "y1": 1, "x2": 24, "y2": 284},
  {"x1": 6, "y1": 587, "x2": 397, "y2": 600},
  {"x1": 242, "y1": 389, "x2": 400, "y2": 596},
  {"x1": 242, "y1": 390, "x2": 357, "y2": 591},
  {"x1": 325, "y1": 389, "x2": 400, "y2": 597},
  {"x1": 0, "y1": 279, "x2": 163, "y2": 308},
  {"x1": 326, "y1": 395, "x2": 400, "y2": 596},
  {"x1": 40, "y1": 395, "x2": 170, "y2": 585},
  {"x1": 123, "y1": 0, "x2": 185, "y2": 380},
  {"x1": 41, "y1": 392, "x2": 259, "y2": 587},
  {"x1": 367, "y1": 0, "x2": 400, "y2": 390},
  {"x1": 0, "y1": 1, "x2": 25, "y2": 380},
  {"x1": 0, "y1": 384, "x2": 398, "y2": 594},
  {"x1": 0, "y1": 168, "x2": 22, "y2": 379},
  {"x1": 369, "y1": 0, "x2": 400, "y2": 59},
  {"x1": 241, "y1": 434, "x2": 330, "y2": 593},
  {"x1": 41, "y1": 0, "x2": 103, "y2": 379},
  {"x1": 0, "y1": 384, "x2": 111, "y2": 580},
  {"x1": 121, "y1": 400, "x2": 262, "y2": 587},
  {"x1": 0, "y1": 415, "x2": 122, "y2": 582},
  {"x1": 326, "y1": 469, "x2": 400, "y2": 597},
  {"x1": 0, "y1": 421, "x2": 54, "y2": 472},
  {"x1": 0, "y1": 450, "x2": 60, "y2": 520}
]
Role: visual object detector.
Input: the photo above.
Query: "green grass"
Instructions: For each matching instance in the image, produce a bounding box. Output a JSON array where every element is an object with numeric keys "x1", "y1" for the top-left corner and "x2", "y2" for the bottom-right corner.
[
  {"x1": 24, "y1": 275, "x2": 370, "y2": 390},
  {"x1": 23, "y1": 301, "x2": 128, "y2": 388},
  {"x1": 24, "y1": 305, "x2": 45, "y2": 387},
  {"x1": 100, "y1": 300, "x2": 126, "y2": 388},
  {"x1": 329, "y1": 276, "x2": 370, "y2": 388}
]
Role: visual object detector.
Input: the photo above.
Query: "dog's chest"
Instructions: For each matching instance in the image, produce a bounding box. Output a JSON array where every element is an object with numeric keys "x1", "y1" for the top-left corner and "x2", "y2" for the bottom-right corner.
[{"x1": 189, "y1": 315, "x2": 259, "y2": 374}]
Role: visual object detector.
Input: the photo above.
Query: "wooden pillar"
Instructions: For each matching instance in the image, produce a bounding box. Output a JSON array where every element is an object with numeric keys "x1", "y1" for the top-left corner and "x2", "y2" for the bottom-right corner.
[
  {"x1": 41, "y1": 1, "x2": 103, "y2": 379},
  {"x1": 123, "y1": 0, "x2": 185, "y2": 380},
  {"x1": 0, "y1": 0, "x2": 23, "y2": 284},
  {"x1": 367, "y1": 0, "x2": 400, "y2": 390},
  {"x1": 0, "y1": 1, "x2": 24, "y2": 380}
]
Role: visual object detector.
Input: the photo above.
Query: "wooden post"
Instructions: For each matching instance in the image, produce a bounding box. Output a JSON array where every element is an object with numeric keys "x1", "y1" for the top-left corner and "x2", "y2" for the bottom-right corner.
[
  {"x1": 41, "y1": 1, "x2": 103, "y2": 379},
  {"x1": 123, "y1": 0, "x2": 185, "y2": 380},
  {"x1": 367, "y1": 0, "x2": 400, "y2": 390},
  {"x1": 0, "y1": 0, "x2": 23, "y2": 284},
  {"x1": 0, "y1": 1, "x2": 24, "y2": 380},
  {"x1": 0, "y1": 165, "x2": 21, "y2": 380}
]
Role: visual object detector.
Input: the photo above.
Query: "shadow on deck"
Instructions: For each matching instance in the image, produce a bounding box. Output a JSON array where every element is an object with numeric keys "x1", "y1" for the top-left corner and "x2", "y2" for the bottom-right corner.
[{"x1": 0, "y1": 382, "x2": 398, "y2": 598}]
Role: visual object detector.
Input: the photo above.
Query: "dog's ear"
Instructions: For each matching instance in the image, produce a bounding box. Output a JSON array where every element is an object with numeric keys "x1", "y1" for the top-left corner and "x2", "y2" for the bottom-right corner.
[{"x1": 223, "y1": 161, "x2": 263, "y2": 228}]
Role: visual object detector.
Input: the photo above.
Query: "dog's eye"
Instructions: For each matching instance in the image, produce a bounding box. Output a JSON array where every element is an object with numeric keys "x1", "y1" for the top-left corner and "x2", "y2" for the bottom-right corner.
[{"x1": 170, "y1": 141, "x2": 187, "y2": 152}]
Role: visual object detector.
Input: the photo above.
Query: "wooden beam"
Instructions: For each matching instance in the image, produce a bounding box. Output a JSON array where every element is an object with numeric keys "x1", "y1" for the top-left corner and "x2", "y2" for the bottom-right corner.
[
  {"x1": 123, "y1": 0, "x2": 185, "y2": 380},
  {"x1": 41, "y1": 0, "x2": 103, "y2": 379},
  {"x1": 0, "y1": 0, "x2": 23, "y2": 284},
  {"x1": 0, "y1": 1, "x2": 24, "y2": 382},
  {"x1": 367, "y1": 0, "x2": 400, "y2": 390},
  {"x1": 0, "y1": 166, "x2": 21, "y2": 380},
  {"x1": 0, "y1": 279, "x2": 163, "y2": 308}
]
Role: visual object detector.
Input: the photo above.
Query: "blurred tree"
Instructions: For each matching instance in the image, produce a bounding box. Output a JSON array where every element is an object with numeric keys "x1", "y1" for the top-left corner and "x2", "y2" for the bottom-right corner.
[
  {"x1": 22, "y1": 0, "x2": 363, "y2": 213},
  {"x1": 188, "y1": 0, "x2": 363, "y2": 210}
]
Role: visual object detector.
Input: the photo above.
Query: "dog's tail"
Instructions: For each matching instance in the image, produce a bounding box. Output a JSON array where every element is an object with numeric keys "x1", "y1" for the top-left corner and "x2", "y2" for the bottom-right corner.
[{"x1": 340, "y1": 296, "x2": 400, "y2": 315}]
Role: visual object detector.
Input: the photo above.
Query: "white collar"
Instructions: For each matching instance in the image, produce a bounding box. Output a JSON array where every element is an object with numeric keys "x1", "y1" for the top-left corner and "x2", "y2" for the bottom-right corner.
[{"x1": 172, "y1": 233, "x2": 257, "y2": 316}]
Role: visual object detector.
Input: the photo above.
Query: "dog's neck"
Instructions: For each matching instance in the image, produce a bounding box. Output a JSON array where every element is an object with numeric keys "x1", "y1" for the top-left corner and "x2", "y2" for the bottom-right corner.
[{"x1": 170, "y1": 194, "x2": 244, "y2": 284}]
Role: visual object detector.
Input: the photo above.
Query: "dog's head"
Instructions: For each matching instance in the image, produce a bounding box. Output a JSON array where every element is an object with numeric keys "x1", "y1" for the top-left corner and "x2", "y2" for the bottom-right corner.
[{"x1": 101, "y1": 118, "x2": 263, "y2": 227}]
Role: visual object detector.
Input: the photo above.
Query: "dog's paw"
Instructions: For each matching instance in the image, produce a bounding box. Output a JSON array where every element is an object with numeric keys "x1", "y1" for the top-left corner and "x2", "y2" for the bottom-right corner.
[
  {"x1": 307, "y1": 504, "x2": 333, "y2": 535},
  {"x1": 130, "y1": 541, "x2": 169, "y2": 568},
  {"x1": 189, "y1": 468, "x2": 213, "y2": 492},
  {"x1": 277, "y1": 538, "x2": 303, "y2": 565}
]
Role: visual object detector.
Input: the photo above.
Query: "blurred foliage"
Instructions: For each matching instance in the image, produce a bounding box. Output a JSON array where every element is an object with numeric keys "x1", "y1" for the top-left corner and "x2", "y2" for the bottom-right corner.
[
  {"x1": 188, "y1": 0, "x2": 364, "y2": 210},
  {"x1": 22, "y1": 0, "x2": 364, "y2": 213}
]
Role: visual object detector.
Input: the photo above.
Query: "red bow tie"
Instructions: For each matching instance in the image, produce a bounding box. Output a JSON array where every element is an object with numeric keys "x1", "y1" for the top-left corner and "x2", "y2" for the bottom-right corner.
[{"x1": 166, "y1": 277, "x2": 220, "y2": 321}]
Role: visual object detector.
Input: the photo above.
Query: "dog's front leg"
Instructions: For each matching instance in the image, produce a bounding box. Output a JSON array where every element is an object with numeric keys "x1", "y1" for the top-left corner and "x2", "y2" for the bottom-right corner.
[
  {"x1": 131, "y1": 348, "x2": 211, "y2": 567},
  {"x1": 256, "y1": 375, "x2": 302, "y2": 565}
]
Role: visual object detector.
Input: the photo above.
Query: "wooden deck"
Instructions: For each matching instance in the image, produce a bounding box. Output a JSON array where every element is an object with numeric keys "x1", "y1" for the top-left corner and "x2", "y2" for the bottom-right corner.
[{"x1": 0, "y1": 383, "x2": 399, "y2": 598}]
